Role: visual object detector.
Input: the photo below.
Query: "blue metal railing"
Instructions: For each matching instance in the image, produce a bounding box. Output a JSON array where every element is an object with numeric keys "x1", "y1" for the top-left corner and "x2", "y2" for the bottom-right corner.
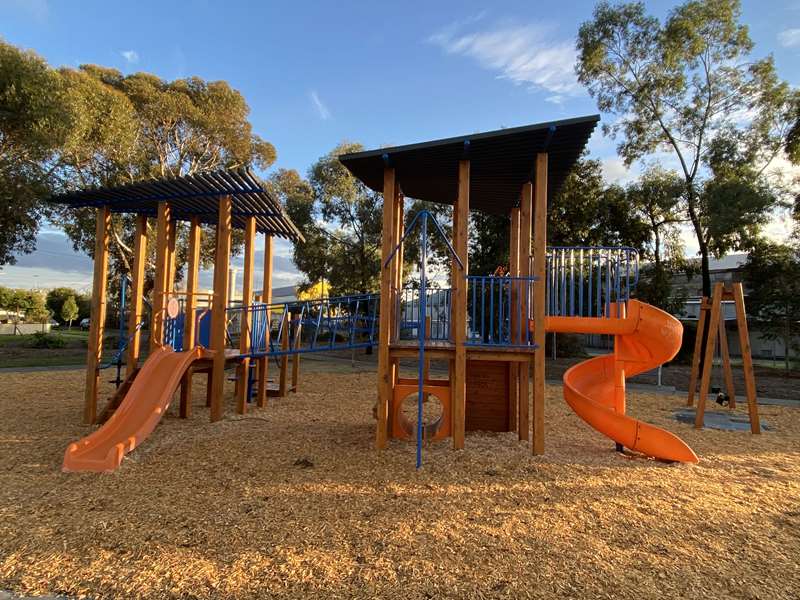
[
  {"x1": 466, "y1": 275, "x2": 538, "y2": 348},
  {"x1": 543, "y1": 246, "x2": 639, "y2": 319},
  {"x1": 397, "y1": 287, "x2": 451, "y2": 342},
  {"x1": 226, "y1": 293, "x2": 379, "y2": 358}
]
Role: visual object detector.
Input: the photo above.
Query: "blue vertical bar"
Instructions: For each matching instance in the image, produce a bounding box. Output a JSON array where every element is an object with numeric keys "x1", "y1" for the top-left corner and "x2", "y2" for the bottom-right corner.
[
  {"x1": 569, "y1": 248, "x2": 575, "y2": 316},
  {"x1": 578, "y1": 248, "x2": 584, "y2": 317},
  {"x1": 489, "y1": 277, "x2": 495, "y2": 343}
]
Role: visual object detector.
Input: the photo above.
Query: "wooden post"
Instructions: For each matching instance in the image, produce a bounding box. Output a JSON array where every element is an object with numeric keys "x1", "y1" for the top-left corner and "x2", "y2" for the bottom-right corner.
[
  {"x1": 508, "y1": 208, "x2": 520, "y2": 431},
  {"x1": 687, "y1": 300, "x2": 708, "y2": 407},
  {"x1": 126, "y1": 214, "x2": 147, "y2": 376},
  {"x1": 732, "y1": 282, "x2": 760, "y2": 433},
  {"x1": 179, "y1": 217, "x2": 201, "y2": 418},
  {"x1": 518, "y1": 182, "x2": 533, "y2": 442},
  {"x1": 452, "y1": 159, "x2": 469, "y2": 449},
  {"x1": 256, "y1": 234, "x2": 274, "y2": 408},
  {"x1": 235, "y1": 217, "x2": 257, "y2": 414},
  {"x1": 209, "y1": 196, "x2": 232, "y2": 422},
  {"x1": 718, "y1": 315, "x2": 736, "y2": 409},
  {"x1": 279, "y1": 310, "x2": 290, "y2": 396},
  {"x1": 83, "y1": 206, "x2": 111, "y2": 424},
  {"x1": 392, "y1": 189, "x2": 404, "y2": 343},
  {"x1": 376, "y1": 167, "x2": 396, "y2": 449},
  {"x1": 150, "y1": 202, "x2": 171, "y2": 351},
  {"x1": 695, "y1": 283, "x2": 723, "y2": 429},
  {"x1": 166, "y1": 218, "x2": 177, "y2": 296},
  {"x1": 532, "y1": 153, "x2": 547, "y2": 455}
]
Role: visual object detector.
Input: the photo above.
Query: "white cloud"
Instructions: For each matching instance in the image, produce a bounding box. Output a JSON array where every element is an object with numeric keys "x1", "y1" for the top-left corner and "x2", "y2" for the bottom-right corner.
[
  {"x1": 600, "y1": 157, "x2": 635, "y2": 185},
  {"x1": 428, "y1": 19, "x2": 581, "y2": 96},
  {"x1": 121, "y1": 50, "x2": 139, "y2": 64},
  {"x1": 778, "y1": 28, "x2": 800, "y2": 48},
  {"x1": 310, "y1": 91, "x2": 331, "y2": 120}
]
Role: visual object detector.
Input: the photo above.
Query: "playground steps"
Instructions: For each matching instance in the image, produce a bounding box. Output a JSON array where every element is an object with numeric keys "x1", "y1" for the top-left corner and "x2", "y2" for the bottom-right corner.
[{"x1": 97, "y1": 367, "x2": 141, "y2": 424}]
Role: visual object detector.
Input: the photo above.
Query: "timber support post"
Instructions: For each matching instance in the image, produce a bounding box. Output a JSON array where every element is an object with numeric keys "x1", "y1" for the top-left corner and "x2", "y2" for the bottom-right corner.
[
  {"x1": 210, "y1": 196, "x2": 232, "y2": 422},
  {"x1": 452, "y1": 159, "x2": 469, "y2": 449},
  {"x1": 84, "y1": 206, "x2": 111, "y2": 424},
  {"x1": 532, "y1": 152, "x2": 547, "y2": 455}
]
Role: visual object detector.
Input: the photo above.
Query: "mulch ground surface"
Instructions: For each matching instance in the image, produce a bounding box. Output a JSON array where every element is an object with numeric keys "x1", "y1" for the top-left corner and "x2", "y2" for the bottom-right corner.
[{"x1": 0, "y1": 365, "x2": 798, "y2": 599}]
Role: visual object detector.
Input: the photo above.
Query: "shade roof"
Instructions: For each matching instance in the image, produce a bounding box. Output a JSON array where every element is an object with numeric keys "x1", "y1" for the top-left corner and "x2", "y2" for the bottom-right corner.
[
  {"x1": 48, "y1": 167, "x2": 304, "y2": 242},
  {"x1": 339, "y1": 115, "x2": 600, "y2": 215}
]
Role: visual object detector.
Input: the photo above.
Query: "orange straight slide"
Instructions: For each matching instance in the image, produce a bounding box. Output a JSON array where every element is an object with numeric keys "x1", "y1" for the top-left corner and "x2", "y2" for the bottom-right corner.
[
  {"x1": 63, "y1": 346, "x2": 205, "y2": 473},
  {"x1": 544, "y1": 300, "x2": 698, "y2": 463}
]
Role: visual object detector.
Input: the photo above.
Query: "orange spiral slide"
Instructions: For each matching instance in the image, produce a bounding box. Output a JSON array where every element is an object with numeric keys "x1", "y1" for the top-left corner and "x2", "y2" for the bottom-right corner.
[
  {"x1": 63, "y1": 346, "x2": 206, "y2": 473},
  {"x1": 545, "y1": 300, "x2": 698, "y2": 463}
]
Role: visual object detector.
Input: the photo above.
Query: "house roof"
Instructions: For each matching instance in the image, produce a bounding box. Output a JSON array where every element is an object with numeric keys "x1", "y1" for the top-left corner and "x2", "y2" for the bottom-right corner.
[
  {"x1": 338, "y1": 115, "x2": 600, "y2": 215},
  {"x1": 47, "y1": 167, "x2": 304, "y2": 242}
]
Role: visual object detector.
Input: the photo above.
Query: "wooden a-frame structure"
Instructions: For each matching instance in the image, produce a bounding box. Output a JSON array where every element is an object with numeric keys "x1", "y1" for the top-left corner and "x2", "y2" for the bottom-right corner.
[{"x1": 687, "y1": 281, "x2": 760, "y2": 433}]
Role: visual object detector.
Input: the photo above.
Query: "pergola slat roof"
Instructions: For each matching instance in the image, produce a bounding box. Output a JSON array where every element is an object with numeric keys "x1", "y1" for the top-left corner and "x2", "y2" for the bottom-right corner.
[
  {"x1": 339, "y1": 115, "x2": 600, "y2": 215},
  {"x1": 48, "y1": 167, "x2": 304, "y2": 242}
]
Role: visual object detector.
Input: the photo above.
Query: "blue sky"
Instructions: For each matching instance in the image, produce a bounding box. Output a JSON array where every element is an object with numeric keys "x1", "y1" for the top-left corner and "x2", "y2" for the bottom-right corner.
[{"x1": 2, "y1": 0, "x2": 799, "y2": 292}]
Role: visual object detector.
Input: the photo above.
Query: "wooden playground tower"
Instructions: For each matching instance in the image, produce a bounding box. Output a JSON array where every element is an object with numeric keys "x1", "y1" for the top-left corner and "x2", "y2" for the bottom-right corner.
[
  {"x1": 51, "y1": 169, "x2": 304, "y2": 425},
  {"x1": 340, "y1": 116, "x2": 601, "y2": 454}
]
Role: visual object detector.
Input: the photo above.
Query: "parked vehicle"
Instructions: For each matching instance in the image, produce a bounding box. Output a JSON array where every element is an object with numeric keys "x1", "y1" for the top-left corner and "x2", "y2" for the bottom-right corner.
[{"x1": 80, "y1": 318, "x2": 90, "y2": 330}]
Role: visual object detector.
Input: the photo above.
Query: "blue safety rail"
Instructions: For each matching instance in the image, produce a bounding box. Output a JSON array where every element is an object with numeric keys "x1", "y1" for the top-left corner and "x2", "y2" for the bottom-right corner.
[
  {"x1": 544, "y1": 246, "x2": 639, "y2": 319},
  {"x1": 227, "y1": 293, "x2": 379, "y2": 358},
  {"x1": 397, "y1": 286, "x2": 451, "y2": 342},
  {"x1": 466, "y1": 275, "x2": 539, "y2": 348}
]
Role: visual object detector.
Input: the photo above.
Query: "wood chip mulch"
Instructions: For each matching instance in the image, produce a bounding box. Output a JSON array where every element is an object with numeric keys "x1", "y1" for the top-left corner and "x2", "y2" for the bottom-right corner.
[{"x1": 0, "y1": 367, "x2": 798, "y2": 599}]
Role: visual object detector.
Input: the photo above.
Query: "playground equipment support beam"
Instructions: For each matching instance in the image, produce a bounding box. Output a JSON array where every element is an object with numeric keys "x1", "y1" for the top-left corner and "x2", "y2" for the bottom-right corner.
[
  {"x1": 126, "y1": 214, "x2": 148, "y2": 376},
  {"x1": 452, "y1": 159, "x2": 469, "y2": 449},
  {"x1": 210, "y1": 196, "x2": 232, "y2": 422},
  {"x1": 732, "y1": 282, "x2": 760, "y2": 433},
  {"x1": 695, "y1": 283, "x2": 723, "y2": 429},
  {"x1": 518, "y1": 182, "x2": 533, "y2": 442},
  {"x1": 532, "y1": 152, "x2": 548, "y2": 455},
  {"x1": 84, "y1": 206, "x2": 111, "y2": 424},
  {"x1": 150, "y1": 202, "x2": 171, "y2": 351},
  {"x1": 256, "y1": 233, "x2": 274, "y2": 407},
  {"x1": 237, "y1": 216, "x2": 256, "y2": 414},
  {"x1": 180, "y1": 217, "x2": 201, "y2": 418},
  {"x1": 508, "y1": 207, "x2": 520, "y2": 432},
  {"x1": 376, "y1": 167, "x2": 397, "y2": 449}
]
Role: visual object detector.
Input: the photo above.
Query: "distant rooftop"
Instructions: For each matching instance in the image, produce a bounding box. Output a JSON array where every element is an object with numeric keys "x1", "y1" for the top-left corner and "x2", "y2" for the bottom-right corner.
[
  {"x1": 339, "y1": 115, "x2": 600, "y2": 215},
  {"x1": 47, "y1": 168, "x2": 304, "y2": 242}
]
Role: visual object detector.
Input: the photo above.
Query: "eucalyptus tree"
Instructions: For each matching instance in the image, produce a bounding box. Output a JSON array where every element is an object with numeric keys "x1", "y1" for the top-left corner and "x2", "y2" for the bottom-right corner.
[{"x1": 577, "y1": 0, "x2": 798, "y2": 297}]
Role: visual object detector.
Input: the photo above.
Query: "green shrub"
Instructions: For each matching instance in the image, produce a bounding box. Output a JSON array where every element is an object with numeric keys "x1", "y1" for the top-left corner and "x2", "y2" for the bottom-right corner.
[{"x1": 29, "y1": 331, "x2": 67, "y2": 349}]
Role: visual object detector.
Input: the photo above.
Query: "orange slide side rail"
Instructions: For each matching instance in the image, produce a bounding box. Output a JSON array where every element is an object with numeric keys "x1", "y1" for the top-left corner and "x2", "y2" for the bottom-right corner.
[
  {"x1": 63, "y1": 346, "x2": 205, "y2": 473},
  {"x1": 542, "y1": 300, "x2": 698, "y2": 463}
]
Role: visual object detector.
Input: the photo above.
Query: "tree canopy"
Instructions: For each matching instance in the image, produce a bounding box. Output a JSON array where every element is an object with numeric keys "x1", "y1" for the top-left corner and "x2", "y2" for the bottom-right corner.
[
  {"x1": 741, "y1": 242, "x2": 800, "y2": 370},
  {"x1": 576, "y1": 0, "x2": 799, "y2": 297},
  {"x1": 1, "y1": 39, "x2": 275, "y2": 298}
]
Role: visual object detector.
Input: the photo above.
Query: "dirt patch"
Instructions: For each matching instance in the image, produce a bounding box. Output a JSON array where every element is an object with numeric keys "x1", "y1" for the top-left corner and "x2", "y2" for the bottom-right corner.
[{"x1": 0, "y1": 367, "x2": 798, "y2": 599}]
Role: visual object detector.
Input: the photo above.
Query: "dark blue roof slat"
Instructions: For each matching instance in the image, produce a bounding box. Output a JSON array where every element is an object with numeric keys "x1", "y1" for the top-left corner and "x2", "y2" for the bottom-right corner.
[{"x1": 47, "y1": 167, "x2": 304, "y2": 242}]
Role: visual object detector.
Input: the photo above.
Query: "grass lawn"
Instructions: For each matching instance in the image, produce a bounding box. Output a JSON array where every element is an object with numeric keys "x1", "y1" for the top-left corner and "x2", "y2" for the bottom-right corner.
[
  {"x1": 0, "y1": 365, "x2": 797, "y2": 599},
  {"x1": 0, "y1": 330, "x2": 129, "y2": 369}
]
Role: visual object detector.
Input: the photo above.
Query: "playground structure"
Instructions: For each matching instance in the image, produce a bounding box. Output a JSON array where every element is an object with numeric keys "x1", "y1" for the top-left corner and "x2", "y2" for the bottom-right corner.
[
  {"x1": 687, "y1": 281, "x2": 760, "y2": 433},
  {"x1": 340, "y1": 115, "x2": 698, "y2": 464},
  {"x1": 55, "y1": 116, "x2": 701, "y2": 473}
]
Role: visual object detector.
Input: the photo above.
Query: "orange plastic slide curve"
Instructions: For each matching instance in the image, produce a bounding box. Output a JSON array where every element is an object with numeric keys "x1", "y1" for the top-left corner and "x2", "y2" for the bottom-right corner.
[
  {"x1": 63, "y1": 346, "x2": 205, "y2": 473},
  {"x1": 544, "y1": 300, "x2": 699, "y2": 463}
]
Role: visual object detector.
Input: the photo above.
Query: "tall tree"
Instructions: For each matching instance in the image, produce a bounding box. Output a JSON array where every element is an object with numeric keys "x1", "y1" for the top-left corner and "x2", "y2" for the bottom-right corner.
[
  {"x1": 626, "y1": 168, "x2": 688, "y2": 313},
  {"x1": 61, "y1": 295, "x2": 79, "y2": 329},
  {"x1": 53, "y1": 66, "x2": 274, "y2": 287},
  {"x1": 272, "y1": 146, "x2": 385, "y2": 296},
  {"x1": 741, "y1": 242, "x2": 800, "y2": 371},
  {"x1": 577, "y1": 0, "x2": 798, "y2": 298},
  {"x1": 549, "y1": 155, "x2": 649, "y2": 249},
  {"x1": 0, "y1": 41, "x2": 70, "y2": 265}
]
